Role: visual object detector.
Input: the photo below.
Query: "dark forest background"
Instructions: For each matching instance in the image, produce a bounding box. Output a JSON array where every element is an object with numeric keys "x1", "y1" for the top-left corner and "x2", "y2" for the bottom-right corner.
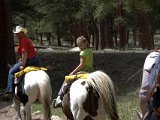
[{"x1": 0, "y1": 0, "x2": 160, "y2": 87}]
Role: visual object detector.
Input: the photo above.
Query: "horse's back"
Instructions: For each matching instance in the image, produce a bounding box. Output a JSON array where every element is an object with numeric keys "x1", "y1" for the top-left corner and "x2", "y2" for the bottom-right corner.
[
  {"x1": 24, "y1": 70, "x2": 52, "y2": 103},
  {"x1": 25, "y1": 70, "x2": 49, "y2": 83}
]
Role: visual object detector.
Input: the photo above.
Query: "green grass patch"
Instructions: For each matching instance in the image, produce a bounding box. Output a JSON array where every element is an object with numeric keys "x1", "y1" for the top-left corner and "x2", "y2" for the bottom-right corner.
[
  {"x1": 30, "y1": 51, "x2": 145, "y2": 119},
  {"x1": 31, "y1": 102, "x2": 65, "y2": 118},
  {"x1": 117, "y1": 92, "x2": 140, "y2": 120}
]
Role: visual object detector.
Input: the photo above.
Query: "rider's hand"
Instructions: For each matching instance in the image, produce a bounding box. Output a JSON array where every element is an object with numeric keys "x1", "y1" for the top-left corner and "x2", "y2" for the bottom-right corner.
[
  {"x1": 20, "y1": 65, "x2": 24, "y2": 70},
  {"x1": 18, "y1": 58, "x2": 22, "y2": 61}
]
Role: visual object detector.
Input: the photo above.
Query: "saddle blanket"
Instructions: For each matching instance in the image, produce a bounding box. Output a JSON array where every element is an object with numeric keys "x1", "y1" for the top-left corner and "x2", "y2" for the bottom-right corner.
[
  {"x1": 65, "y1": 73, "x2": 89, "y2": 82},
  {"x1": 15, "y1": 66, "x2": 47, "y2": 78}
]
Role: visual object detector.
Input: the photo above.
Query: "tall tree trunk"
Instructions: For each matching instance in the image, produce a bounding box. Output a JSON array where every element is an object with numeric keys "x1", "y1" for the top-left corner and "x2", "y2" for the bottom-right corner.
[
  {"x1": 114, "y1": 33, "x2": 118, "y2": 48},
  {"x1": 132, "y1": 28, "x2": 137, "y2": 47},
  {"x1": 56, "y1": 25, "x2": 61, "y2": 46},
  {"x1": 47, "y1": 33, "x2": 51, "y2": 45},
  {"x1": 69, "y1": 17, "x2": 80, "y2": 46},
  {"x1": 40, "y1": 33, "x2": 43, "y2": 45},
  {"x1": 126, "y1": 29, "x2": 129, "y2": 46},
  {"x1": 117, "y1": 0, "x2": 126, "y2": 50},
  {"x1": 93, "y1": 18, "x2": 99, "y2": 50},
  {"x1": 0, "y1": 0, "x2": 15, "y2": 87},
  {"x1": 79, "y1": 17, "x2": 89, "y2": 42},
  {"x1": 99, "y1": 19, "x2": 105, "y2": 49},
  {"x1": 105, "y1": 16, "x2": 114, "y2": 48},
  {"x1": 151, "y1": 32, "x2": 154, "y2": 48},
  {"x1": 137, "y1": 9, "x2": 152, "y2": 50}
]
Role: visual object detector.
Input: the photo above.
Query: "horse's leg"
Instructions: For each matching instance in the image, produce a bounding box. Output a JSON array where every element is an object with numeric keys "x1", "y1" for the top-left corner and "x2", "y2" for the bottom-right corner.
[
  {"x1": 43, "y1": 101, "x2": 51, "y2": 120},
  {"x1": 70, "y1": 99, "x2": 85, "y2": 120},
  {"x1": 39, "y1": 95, "x2": 51, "y2": 120},
  {"x1": 24, "y1": 103, "x2": 32, "y2": 120},
  {"x1": 71, "y1": 106, "x2": 87, "y2": 120},
  {"x1": 13, "y1": 97, "x2": 22, "y2": 120}
]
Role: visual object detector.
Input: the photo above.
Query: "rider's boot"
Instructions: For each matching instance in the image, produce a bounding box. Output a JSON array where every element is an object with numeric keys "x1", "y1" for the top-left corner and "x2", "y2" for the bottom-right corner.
[
  {"x1": 52, "y1": 95, "x2": 62, "y2": 108},
  {"x1": 52, "y1": 82, "x2": 70, "y2": 108}
]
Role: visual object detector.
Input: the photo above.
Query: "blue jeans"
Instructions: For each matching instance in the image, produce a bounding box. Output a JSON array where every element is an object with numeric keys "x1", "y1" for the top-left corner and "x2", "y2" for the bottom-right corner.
[{"x1": 6, "y1": 56, "x2": 40, "y2": 92}]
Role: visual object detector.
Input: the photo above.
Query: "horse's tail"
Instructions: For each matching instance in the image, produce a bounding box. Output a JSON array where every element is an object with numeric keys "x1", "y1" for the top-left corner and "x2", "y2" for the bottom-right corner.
[
  {"x1": 37, "y1": 71, "x2": 52, "y2": 120},
  {"x1": 87, "y1": 70, "x2": 120, "y2": 120}
]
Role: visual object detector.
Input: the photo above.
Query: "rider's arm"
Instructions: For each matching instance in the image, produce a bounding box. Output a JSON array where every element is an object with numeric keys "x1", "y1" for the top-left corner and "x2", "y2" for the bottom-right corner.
[
  {"x1": 20, "y1": 50, "x2": 27, "y2": 70},
  {"x1": 69, "y1": 56, "x2": 85, "y2": 75}
]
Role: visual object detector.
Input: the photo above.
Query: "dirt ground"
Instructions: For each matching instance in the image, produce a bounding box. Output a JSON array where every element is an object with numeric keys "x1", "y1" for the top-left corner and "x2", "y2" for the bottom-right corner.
[
  {"x1": 0, "y1": 93, "x2": 51, "y2": 120},
  {"x1": 0, "y1": 49, "x2": 148, "y2": 120},
  {"x1": 0, "y1": 91, "x2": 65, "y2": 120},
  {"x1": 0, "y1": 94, "x2": 15, "y2": 120}
]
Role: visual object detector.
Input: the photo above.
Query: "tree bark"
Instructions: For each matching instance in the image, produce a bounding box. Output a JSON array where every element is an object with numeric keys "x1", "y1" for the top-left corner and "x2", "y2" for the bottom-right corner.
[
  {"x1": 0, "y1": 0, "x2": 15, "y2": 87},
  {"x1": 40, "y1": 33, "x2": 43, "y2": 45},
  {"x1": 117, "y1": 0, "x2": 126, "y2": 50},
  {"x1": 99, "y1": 19, "x2": 105, "y2": 49},
  {"x1": 79, "y1": 17, "x2": 89, "y2": 42},
  {"x1": 105, "y1": 16, "x2": 114, "y2": 48},
  {"x1": 69, "y1": 17, "x2": 80, "y2": 46},
  {"x1": 92, "y1": 18, "x2": 99, "y2": 50},
  {"x1": 56, "y1": 25, "x2": 61, "y2": 46},
  {"x1": 137, "y1": 9, "x2": 152, "y2": 50},
  {"x1": 132, "y1": 28, "x2": 137, "y2": 47}
]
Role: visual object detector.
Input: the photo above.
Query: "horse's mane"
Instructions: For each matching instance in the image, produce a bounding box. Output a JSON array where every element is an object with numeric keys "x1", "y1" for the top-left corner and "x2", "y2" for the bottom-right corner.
[{"x1": 86, "y1": 71, "x2": 119, "y2": 120}]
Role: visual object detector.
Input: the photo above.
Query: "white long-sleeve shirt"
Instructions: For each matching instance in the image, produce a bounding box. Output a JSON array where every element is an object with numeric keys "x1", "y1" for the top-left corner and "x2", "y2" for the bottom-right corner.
[{"x1": 140, "y1": 51, "x2": 160, "y2": 101}]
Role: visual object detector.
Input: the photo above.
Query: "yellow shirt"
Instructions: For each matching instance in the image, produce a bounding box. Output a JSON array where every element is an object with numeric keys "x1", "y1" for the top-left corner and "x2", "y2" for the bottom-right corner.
[{"x1": 80, "y1": 48, "x2": 93, "y2": 72}]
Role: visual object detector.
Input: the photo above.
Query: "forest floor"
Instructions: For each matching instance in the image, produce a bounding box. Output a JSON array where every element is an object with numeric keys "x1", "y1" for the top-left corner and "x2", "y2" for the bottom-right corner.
[{"x1": 0, "y1": 48, "x2": 149, "y2": 120}]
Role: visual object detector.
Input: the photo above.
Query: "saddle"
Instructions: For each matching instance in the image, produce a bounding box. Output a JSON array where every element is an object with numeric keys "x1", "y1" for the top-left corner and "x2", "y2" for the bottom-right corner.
[
  {"x1": 15, "y1": 66, "x2": 47, "y2": 80},
  {"x1": 63, "y1": 73, "x2": 89, "y2": 94},
  {"x1": 14, "y1": 66, "x2": 47, "y2": 105},
  {"x1": 64, "y1": 73, "x2": 88, "y2": 82}
]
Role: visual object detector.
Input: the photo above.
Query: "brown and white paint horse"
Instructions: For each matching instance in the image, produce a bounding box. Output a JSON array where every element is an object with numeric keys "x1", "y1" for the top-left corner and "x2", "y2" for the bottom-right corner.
[{"x1": 61, "y1": 70, "x2": 120, "y2": 120}]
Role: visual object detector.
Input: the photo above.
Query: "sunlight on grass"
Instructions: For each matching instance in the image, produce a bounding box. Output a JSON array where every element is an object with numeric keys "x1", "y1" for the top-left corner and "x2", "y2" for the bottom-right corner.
[
  {"x1": 31, "y1": 93, "x2": 140, "y2": 120},
  {"x1": 31, "y1": 102, "x2": 65, "y2": 118},
  {"x1": 117, "y1": 92, "x2": 140, "y2": 120},
  {"x1": 31, "y1": 73, "x2": 142, "y2": 119}
]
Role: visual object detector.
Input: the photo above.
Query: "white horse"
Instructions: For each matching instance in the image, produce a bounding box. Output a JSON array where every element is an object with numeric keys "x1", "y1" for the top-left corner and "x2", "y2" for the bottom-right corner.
[
  {"x1": 13, "y1": 70, "x2": 52, "y2": 120},
  {"x1": 61, "y1": 70, "x2": 120, "y2": 120}
]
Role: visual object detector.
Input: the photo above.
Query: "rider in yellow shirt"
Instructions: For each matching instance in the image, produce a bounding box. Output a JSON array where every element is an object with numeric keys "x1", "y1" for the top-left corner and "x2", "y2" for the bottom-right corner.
[{"x1": 53, "y1": 36, "x2": 94, "y2": 108}]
